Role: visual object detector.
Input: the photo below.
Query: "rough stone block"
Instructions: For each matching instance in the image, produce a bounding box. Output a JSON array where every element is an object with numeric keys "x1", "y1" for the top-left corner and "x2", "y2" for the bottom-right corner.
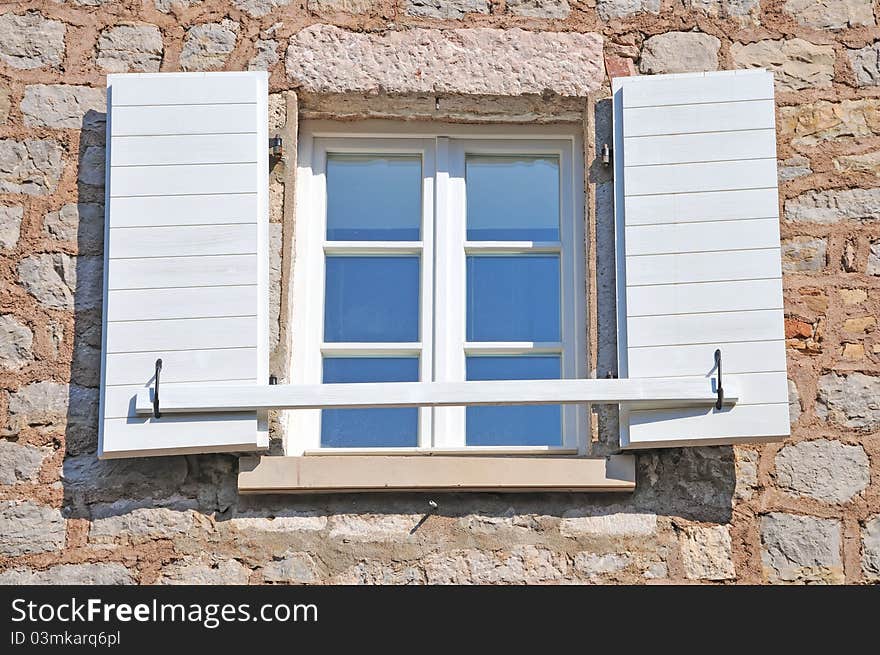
[
  {"x1": 639, "y1": 32, "x2": 720, "y2": 74},
  {"x1": 775, "y1": 439, "x2": 869, "y2": 503},
  {"x1": 816, "y1": 373, "x2": 880, "y2": 431},
  {"x1": 97, "y1": 24, "x2": 163, "y2": 73},
  {"x1": 732, "y1": 39, "x2": 835, "y2": 91},
  {"x1": 0, "y1": 500, "x2": 65, "y2": 556},
  {"x1": 286, "y1": 26, "x2": 604, "y2": 97},
  {"x1": 0, "y1": 139, "x2": 64, "y2": 195},
  {"x1": 760, "y1": 513, "x2": 842, "y2": 583},
  {"x1": 0, "y1": 12, "x2": 65, "y2": 70}
]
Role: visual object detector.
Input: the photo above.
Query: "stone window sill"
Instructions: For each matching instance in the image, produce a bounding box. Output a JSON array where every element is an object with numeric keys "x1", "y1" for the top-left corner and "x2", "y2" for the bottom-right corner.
[{"x1": 237, "y1": 454, "x2": 635, "y2": 494}]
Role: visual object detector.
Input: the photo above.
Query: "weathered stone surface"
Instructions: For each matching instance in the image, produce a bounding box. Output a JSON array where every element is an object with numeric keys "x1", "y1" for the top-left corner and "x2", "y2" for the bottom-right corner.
[
  {"x1": 233, "y1": 0, "x2": 291, "y2": 17},
  {"x1": 778, "y1": 155, "x2": 812, "y2": 182},
  {"x1": 843, "y1": 316, "x2": 875, "y2": 333},
  {"x1": 833, "y1": 150, "x2": 880, "y2": 175},
  {"x1": 21, "y1": 85, "x2": 106, "y2": 129},
  {"x1": 788, "y1": 379, "x2": 802, "y2": 424},
  {"x1": 869, "y1": 240, "x2": 880, "y2": 275},
  {"x1": 77, "y1": 146, "x2": 106, "y2": 187},
  {"x1": 683, "y1": 0, "x2": 760, "y2": 22},
  {"x1": 423, "y1": 546, "x2": 568, "y2": 584},
  {"x1": 680, "y1": 525, "x2": 736, "y2": 580},
  {"x1": 0, "y1": 88, "x2": 10, "y2": 125},
  {"x1": 97, "y1": 24, "x2": 163, "y2": 73},
  {"x1": 0, "y1": 440, "x2": 47, "y2": 485},
  {"x1": 775, "y1": 439, "x2": 869, "y2": 503},
  {"x1": 6, "y1": 382, "x2": 99, "y2": 453},
  {"x1": 90, "y1": 508, "x2": 198, "y2": 545},
  {"x1": 286, "y1": 26, "x2": 604, "y2": 97},
  {"x1": 309, "y1": 0, "x2": 374, "y2": 11},
  {"x1": 406, "y1": 0, "x2": 489, "y2": 18},
  {"x1": 783, "y1": 0, "x2": 875, "y2": 30},
  {"x1": 863, "y1": 515, "x2": 880, "y2": 582},
  {"x1": 262, "y1": 552, "x2": 321, "y2": 583},
  {"x1": 734, "y1": 448, "x2": 759, "y2": 500},
  {"x1": 849, "y1": 43, "x2": 880, "y2": 86},
  {"x1": 816, "y1": 372, "x2": 880, "y2": 431},
  {"x1": 779, "y1": 99, "x2": 880, "y2": 145},
  {"x1": 785, "y1": 188, "x2": 880, "y2": 224},
  {"x1": 158, "y1": 558, "x2": 250, "y2": 584},
  {"x1": 572, "y1": 552, "x2": 631, "y2": 578},
  {"x1": 62, "y1": 454, "x2": 189, "y2": 505},
  {"x1": 0, "y1": 205, "x2": 22, "y2": 250},
  {"x1": 781, "y1": 236, "x2": 826, "y2": 272},
  {"x1": 760, "y1": 513, "x2": 842, "y2": 583},
  {"x1": 0, "y1": 500, "x2": 65, "y2": 556},
  {"x1": 507, "y1": 0, "x2": 571, "y2": 19},
  {"x1": 458, "y1": 508, "x2": 541, "y2": 535},
  {"x1": 180, "y1": 20, "x2": 239, "y2": 71},
  {"x1": 732, "y1": 39, "x2": 835, "y2": 91},
  {"x1": 334, "y1": 560, "x2": 425, "y2": 584},
  {"x1": 639, "y1": 32, "x2": 720, "y2": 74},
  {"x1": 597, "y1": 0, "x2": 659, "y2": 20},
  {"x1": 0, "y1": 315, "x2": 33, "y2": 370},
  {"x1": 0, "y1": 563, "x2": 133, "y2": 585},
  {"x1": 0, "y1": 139, "x2": 64, "y2": 195},
  {"x1": 227, "y1": 511, "x2": 328, "y2": 533},
  {"x1": 560, "y1": 510, "x2": 657, "y2": 538},
  {"x1": 18, "y1": 253, "x2": 102, "y2": 311},
  {"x1": 248, "y1": 39, "x2": 279, "y2": 71},
  {"x1": 43, "y1": 203, "x2": 104, "y2": 252},
  {"x1": 328, "y1": 514, "x2": 417, "y2": 541},
  {"x1": 0, "y1": 13, "x2": 65, "y2": 70},
  {"x1": 155, "y1": 0, "x2": 203, "y2": 11}
]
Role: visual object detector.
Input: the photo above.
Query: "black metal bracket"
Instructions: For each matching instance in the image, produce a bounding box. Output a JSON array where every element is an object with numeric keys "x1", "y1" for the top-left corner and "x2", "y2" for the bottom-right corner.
[
  {"x1": 269, "y1": 374, "x2": 278, "y2": 385},
  {"x1": 602, "y1": 143, "x2": 612, "y2": 166},
  {"x1": 269, "y1": 136, "x2": 282, "y2": 158},
  {"x1": 153, "y1": 358, "x2": 162, "y2": 419},
  {"x1": 714, "y1": 349, "x2": 723, "y2": 410}
]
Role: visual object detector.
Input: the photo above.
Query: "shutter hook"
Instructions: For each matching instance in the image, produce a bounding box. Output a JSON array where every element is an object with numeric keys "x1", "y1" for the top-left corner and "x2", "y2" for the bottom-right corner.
[
  {"x1": 153, "y1": 358, "x2": 162, "y2": 419},
  {"x1": 714, "y1": 349, "x2": 723, "y2": 410}
]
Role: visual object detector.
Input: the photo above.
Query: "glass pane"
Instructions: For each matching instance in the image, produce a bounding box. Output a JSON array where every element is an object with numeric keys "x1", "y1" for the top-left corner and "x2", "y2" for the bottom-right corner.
[
  {"x1": 322, "y1": 358, "x2": 419, "y2": 448},
  {"x1": 324, "y1": 256, "x2": 419, "y2": 342},
  {"x1": 466, "y1": 356, "x2": 561, "y2": 447},
  {"x1": 466, "y1": 255, "x2": 560, "y2": 342},
  {"x1": 326, "y1": 154, "x2": 421, "y2": 241},
  {"x1": 466, "y1": 156, "x2": 559, "y2": 241}
]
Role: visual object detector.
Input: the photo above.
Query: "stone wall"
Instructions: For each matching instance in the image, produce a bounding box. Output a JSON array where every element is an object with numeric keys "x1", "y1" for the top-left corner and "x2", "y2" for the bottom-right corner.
[{"x1": 0, "y1": 0, "x2": 879, "y2": 584}]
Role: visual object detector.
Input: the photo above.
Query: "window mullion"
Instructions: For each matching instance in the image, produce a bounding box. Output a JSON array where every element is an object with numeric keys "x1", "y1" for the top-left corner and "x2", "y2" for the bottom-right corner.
[{"x1": 432, "y1": 137, "x2": 467, "y2": 448}]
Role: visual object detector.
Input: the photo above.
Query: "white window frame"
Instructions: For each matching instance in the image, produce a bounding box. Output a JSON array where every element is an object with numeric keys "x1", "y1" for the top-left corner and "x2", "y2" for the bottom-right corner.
[{"x1": 289, "y1": 121, "x2": 587, "y2": 456}]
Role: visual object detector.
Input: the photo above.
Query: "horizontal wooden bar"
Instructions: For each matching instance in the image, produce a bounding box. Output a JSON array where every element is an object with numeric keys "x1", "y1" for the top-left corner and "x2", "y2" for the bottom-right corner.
[
  {"x1": 135, "y1": 378, "x2": 737, "y2": 415},
  {"x1": 237, "y1": 454, "x2": 636, "y2": 493}
]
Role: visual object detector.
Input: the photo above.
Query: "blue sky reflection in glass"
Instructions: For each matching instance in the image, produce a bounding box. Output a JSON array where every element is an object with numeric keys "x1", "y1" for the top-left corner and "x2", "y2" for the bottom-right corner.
[
  {"x1": 326, "y1": 154, "x2": 422, "y2": 241},
  {"x1": 466, "y1": 155, "x2": 559, "y2": 241},
  {"x1": 466, "y1": 356, "x2": 562, "y2": 446},
  {"x1": 321, "y1": 357, "x2": 420, "y2": 448}
]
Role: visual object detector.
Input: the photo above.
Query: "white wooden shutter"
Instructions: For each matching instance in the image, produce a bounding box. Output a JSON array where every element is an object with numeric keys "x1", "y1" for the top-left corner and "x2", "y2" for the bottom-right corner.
[
  {"x1": 613, "y1": 69, "x2": 789, "y2": 449},
  {"x1": 98, "y1": 72, "x2": 269, "y2": 458}
]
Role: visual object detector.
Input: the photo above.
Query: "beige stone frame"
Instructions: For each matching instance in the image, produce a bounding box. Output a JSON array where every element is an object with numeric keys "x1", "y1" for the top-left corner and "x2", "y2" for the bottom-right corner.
[{"x1": 238, "y1": 93, "x2": 633, "y2": 492}]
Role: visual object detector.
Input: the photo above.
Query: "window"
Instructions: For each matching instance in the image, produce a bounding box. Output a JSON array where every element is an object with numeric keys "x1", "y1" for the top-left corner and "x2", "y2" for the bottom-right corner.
[{"x1": 291, "y1": 123, "x2": 586, "y2": 455}]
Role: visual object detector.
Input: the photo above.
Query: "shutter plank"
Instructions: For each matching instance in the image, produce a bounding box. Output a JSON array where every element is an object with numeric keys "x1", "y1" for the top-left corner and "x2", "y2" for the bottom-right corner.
[
  {"x1": 627, "y1": 309, "x2": 784, "y2": 348},
  {"x1": 108, "y1": 255, "x2": 257, "y2": 290},
  {"x1": 626, "y1": 340, "x2": 786, "y2": 378},
  {"x1": 110, "y1": 163, "x2": 258, "y2": 197},
  {"x1": 626, "y1": 278, "x2": 783, "y2": 317},
  {"x1": 107, "y1": 286, "x2": 256, "y2": 322},
  {"x1": 625, "y1": 188, "x2": 779, "y2": 226},
  {"x1": 624, "y1": 218, "x2": 780, "y2": 256},
  {"x1": 111, "y1": 104, "x2": 258, "y2": 136},
  {"x1": 614, "y1": 69, "x2": 789, "y2": 448},
  {"x1": 624, "y1": 129, "x2": 776, "y2": 166},
  {"x1": 106, "y1": 317, "x2": 258, "y2": 353},
  {"x1": 104, "y1": 348, "x2": 258, "y2": 386},
  {"x1": 109, "y1": 194, "x2": 258, "y2": 228},
  {"x1": 100, "y1": 71, "x2": 269, "y2": 458},
  {"x1": 626, "y1": 248, "x2": 782, "y2": 286},
  {"x1": 621, "y1": 69, "x2": 773, "y2": 108},
  {"x1": 109, "y1": 224, "x2": 256, "y2": 258},
  {"x1": 622, "y1": 100, "x2": 775, "y2": 137},
  {"x1": 111, "y1": 133, "x2": 258, "y2": 166},
  {"x1": 624, "y1": 159, "x2": 777, "y2": 196}
]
